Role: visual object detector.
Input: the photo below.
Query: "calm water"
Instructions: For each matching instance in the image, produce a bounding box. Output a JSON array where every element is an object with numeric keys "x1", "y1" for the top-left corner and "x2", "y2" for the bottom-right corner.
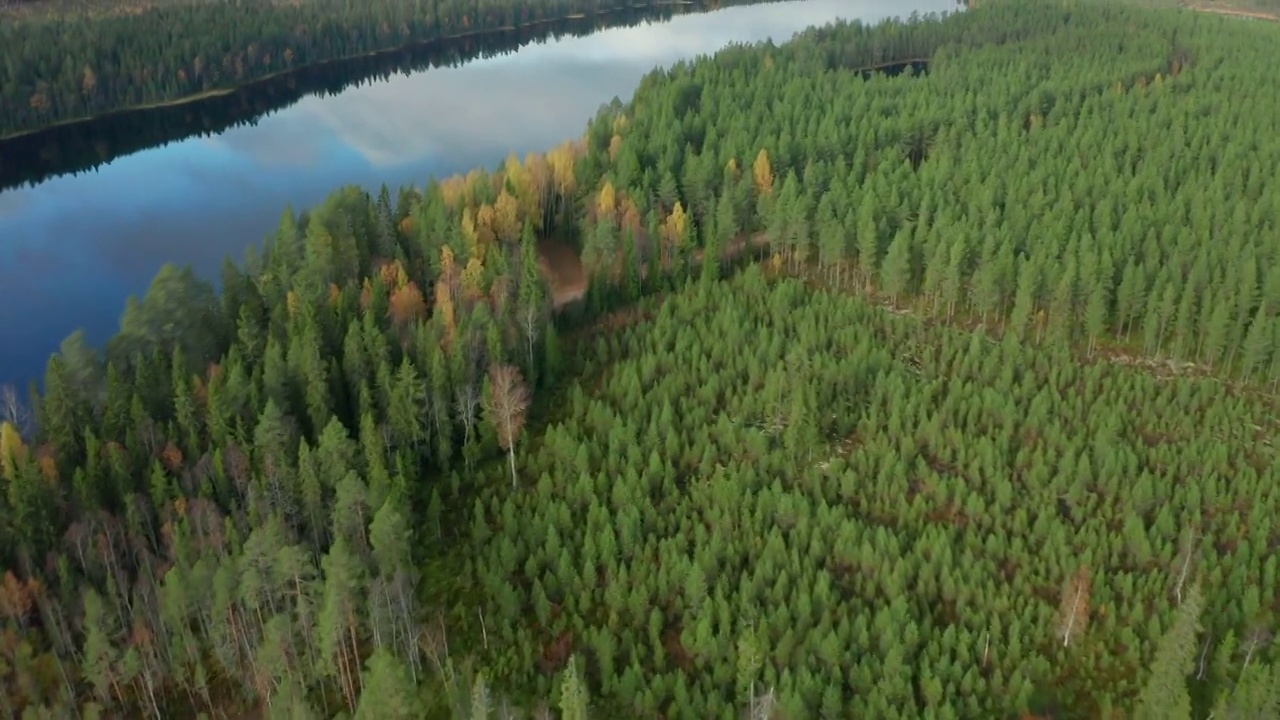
[{"x1": 0, "y1": 0, "x2": 952, "y2": 387}]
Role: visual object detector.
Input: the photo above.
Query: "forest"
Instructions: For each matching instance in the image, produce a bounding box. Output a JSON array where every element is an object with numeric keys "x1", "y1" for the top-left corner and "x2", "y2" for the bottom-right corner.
[
  {"x1": 0, "y1": 0, "x2": 773, "y2": 139},
  {"x1": 0, "y1": 5, "x2": 700, "y2": 191},
  {"x1": 2, "y1": 0, "x2": 1280, "y2": 717}
]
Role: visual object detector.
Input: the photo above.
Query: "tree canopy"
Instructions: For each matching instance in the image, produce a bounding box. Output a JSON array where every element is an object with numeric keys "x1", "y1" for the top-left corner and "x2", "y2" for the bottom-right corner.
[{"x1": 2, "y1": 0, "x2": 1280, "y2": 717}]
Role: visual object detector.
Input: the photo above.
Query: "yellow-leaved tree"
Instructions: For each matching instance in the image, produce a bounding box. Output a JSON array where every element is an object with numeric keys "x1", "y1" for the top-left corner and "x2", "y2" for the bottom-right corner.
[
  {"x1": 548, "y1": 141, "x2": 578, "y2": 199},
  {"x1": 461, "y1": 258, "x2": 487, "y2": 302},
  {"x1": 752, "y1": 148, "x2": 774, "y2": 198},
  {"x1": 0, "y1": 421, "x2": 26, "y2": 481},
  {"x1": 522, "y1": 151, "x2": 551, "y2": 224},
  {"x1": 493, "y1": 189, "x2": 521, "y2": 245},
  {"x1": 661, "y1": 201, "x2": 690, "y2": 273},
  {"x1": 596, "y1": 179, "x2": 617, "y2": 225}
]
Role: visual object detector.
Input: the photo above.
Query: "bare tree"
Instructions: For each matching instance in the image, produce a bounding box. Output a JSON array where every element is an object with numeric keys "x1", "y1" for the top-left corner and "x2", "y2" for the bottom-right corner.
[
  {"x1": 0, "y1": 384, "x2": 32, "y2": 437},
  {"x1": 1196, "y1": 632, "x2": 1212, "y2": 681},
  {"x1": 1172, "y1": 526, "x2": 1198, "y2": 606},
  {"x1": 1240, "y1": 624, "x2": 1272, "y2": 674},
  {"x1": 483, "y1": 364, "x2": 530, "y2": 490},
  {"x1": 749, "y1": 687, "x2": 777, "y2": 720},
  {"x1": 418, "y1": 612, "x2": 449, "y2": 678},
  {"x1": 518, "y1": 300, "x2": 543, "y2": 377},
  {"x1": 455, "y1": 383, "x2": 481, "y2": 449},
  {"x1": 1056, "y1": 565, "x2": 1092, "y2": 648},
  {"x1": 497, "y1": 697, "x2": 521, "y2": 720},
  {"x1": 33, "y1": 586, "x2": 79, "y2": 706}
]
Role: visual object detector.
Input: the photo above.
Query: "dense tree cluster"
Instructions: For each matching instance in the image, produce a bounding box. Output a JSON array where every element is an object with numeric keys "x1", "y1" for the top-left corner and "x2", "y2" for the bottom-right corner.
[
  {"x1": 0, "y1": 0, "x2": 770, "y2": 139},
  {"x1": 1, "y1": 0, "x2": 1280, "y2": 718},
  {"x1": 569, "y1": 0, "x2": 1280, "y2": 382},
  {"x1": 471, "y1": 268, "x2": 1280, "y2": 717},
  {"x1": 0, "y1": 167, "x2": 586, "y2": 715}
]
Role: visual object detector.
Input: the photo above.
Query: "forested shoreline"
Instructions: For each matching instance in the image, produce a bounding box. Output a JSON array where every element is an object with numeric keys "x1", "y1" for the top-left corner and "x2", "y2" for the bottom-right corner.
[
  {"x1": 3, "y1": 0, "x2": 1280, "y2": 718},
  {"x1": 0, "y1": 6, "x2": 701, "y2": 191},
  {"x1": 0, "y1": 0, "x2": 773, "y2": 140}
]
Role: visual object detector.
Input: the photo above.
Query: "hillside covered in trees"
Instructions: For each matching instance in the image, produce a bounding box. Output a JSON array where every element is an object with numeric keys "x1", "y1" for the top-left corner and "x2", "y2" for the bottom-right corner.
[
  {"x1": 0, "y1": 0, "x2": 773, "y2": 139},
  {"x1": 2, "y1": 0, "x2": 1280, "y2": 717}
]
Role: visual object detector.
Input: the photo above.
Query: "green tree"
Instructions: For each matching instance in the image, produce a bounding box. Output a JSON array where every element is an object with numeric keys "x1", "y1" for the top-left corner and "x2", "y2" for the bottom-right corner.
[
  {"x1": 355, "y1": 649, "x2": 422, "y2": 720},
  {"x1": 1134, "y1": 584, "x2": 1203, "y2": 720}
]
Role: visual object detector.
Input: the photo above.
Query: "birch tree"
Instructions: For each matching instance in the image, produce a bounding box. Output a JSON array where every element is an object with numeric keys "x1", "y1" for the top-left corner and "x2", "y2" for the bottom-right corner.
[
  {"x1": 1172, "y1": 526, "x2": 1197, "y2": 606},
  {"x1": 0, "y1": 385, "x2": 32, "y2": 438},
  {"x1": 483, "y1": 363, "x2": 529, "y2": 490},
  {"x1": 1055, "y1": 565, "x2": 1091, "y2": 648}
]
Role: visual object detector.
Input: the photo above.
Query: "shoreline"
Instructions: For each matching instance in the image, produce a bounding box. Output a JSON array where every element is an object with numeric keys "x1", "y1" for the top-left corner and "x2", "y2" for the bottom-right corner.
[{"x1": 0, "y1": 1, "x2": 699, "y2": 144}]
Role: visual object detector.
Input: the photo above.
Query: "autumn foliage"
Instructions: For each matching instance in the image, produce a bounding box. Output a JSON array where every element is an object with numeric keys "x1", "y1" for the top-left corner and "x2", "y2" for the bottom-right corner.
[
  {"x1": 0, "y1": 422, "x2": 26, "y2": 481},
  {"x1": 752, "y1": 148, "x2": 774, "y2": 197},
  {"x1": 379, "y1": 259, "x2": 409, "y2": 291},
  {"x1": 596, "y1": 179, "x2": 617, "y2": 224},
  {"x1": 0, "y1": 572, "x2": 36, "y2": 626},
  {"x1": 484, "y1": 363, "x2": 529, "y2": 489},
  {"x1": 160, "y1": 441, "x2": 184, "y2": 473},
  {"x1": 388, "y1": 281, "x2": 428, "y2": 327}
]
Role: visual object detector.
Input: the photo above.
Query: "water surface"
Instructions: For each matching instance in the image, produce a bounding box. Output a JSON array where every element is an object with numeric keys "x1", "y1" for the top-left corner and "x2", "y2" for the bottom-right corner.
[{"x1": 0, "y1": 0, "x2": 953, "y2": 387}]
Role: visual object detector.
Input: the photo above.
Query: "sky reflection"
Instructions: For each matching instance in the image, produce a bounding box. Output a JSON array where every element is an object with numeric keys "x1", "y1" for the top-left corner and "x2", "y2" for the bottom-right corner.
[{"x1": 0, "y1": 0, "x2": 953, "y2": 386}]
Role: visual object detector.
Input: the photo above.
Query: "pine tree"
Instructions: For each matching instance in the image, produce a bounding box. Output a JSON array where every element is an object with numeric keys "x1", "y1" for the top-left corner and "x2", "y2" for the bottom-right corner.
[
  {"x1": 1134, "y1": 584, "x2": 1203, "y2": 720},
  {"x1": 355, "y1": 649, "x2": 422, "y2": 720},
  {"x1": 1241, "y1": 304, "x2": 1271, "y2": 380},
  {"x1": 558, "y1": 655, "x2": 590, "y2": 720},
  {"x1": 880, "y1": 229, "x2": 913, "y2": 304}
]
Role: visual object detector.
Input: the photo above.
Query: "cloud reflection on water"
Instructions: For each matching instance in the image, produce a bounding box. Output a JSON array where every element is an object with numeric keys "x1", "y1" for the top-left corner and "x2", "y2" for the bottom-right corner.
[{"x1": 0, "y1": 0, "x2": 954, "y2": 385}]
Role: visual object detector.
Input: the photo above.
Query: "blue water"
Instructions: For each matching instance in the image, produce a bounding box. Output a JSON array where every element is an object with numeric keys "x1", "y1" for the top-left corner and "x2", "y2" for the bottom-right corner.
[{"x1": 0, "y1": 0, "x2": 954, "y2": 387}]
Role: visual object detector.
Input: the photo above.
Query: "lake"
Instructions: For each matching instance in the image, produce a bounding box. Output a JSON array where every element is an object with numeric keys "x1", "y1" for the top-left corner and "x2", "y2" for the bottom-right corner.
[{"x1": 0, "y1": 0, "x2": 954, "y2": 388}]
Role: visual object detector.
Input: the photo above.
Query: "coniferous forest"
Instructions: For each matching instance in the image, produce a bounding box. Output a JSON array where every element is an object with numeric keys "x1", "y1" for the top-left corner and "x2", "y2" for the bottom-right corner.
[{"x1": 3, "y1": 0, "x2": 1280, "y2": 718}]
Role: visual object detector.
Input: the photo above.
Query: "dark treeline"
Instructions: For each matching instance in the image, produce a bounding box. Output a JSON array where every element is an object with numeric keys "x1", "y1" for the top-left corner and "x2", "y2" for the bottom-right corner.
[
  {"x1": 0, "y1": 0, "x2": 757, "y2": 139},
  {"x1": 2, "y1": 1, "x2": 1280, "y2": 719},
  {"x1": 0, "y1": 4, "x2": 715, "y2": 191}
]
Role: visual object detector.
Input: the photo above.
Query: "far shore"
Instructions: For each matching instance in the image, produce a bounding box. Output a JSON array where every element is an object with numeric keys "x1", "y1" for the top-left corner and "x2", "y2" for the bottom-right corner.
[{"x1": 0, "y1": 1, "x2": 700, "y2": 143}]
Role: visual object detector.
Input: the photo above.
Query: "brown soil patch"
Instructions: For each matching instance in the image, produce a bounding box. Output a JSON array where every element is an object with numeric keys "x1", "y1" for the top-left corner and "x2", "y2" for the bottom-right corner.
[
  {"x1": 536, "y1": 230, "x2": 772, "y2": 311},
  {"x1": 537, "y1": 628, "x2": 575, "y2": 674},
  {"x1": 537, "y1": 238, "x2": 587, "y2": 309},
  {"x1": 663, "y1": 625, "x2": 695, "y2": 672},
  {"x1": 535, "y1": 230, "x2": 777, "y2": 312}
]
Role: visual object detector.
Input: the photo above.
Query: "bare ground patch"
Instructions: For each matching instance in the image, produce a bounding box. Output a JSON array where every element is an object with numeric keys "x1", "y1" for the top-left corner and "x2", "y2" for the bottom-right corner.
[
  {"x1": 1184, "y1": 3, "x2": 1280, "y2": 21},
  {"x1": 537, "y1": 238, "x2": 587, "y2": 309}
]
